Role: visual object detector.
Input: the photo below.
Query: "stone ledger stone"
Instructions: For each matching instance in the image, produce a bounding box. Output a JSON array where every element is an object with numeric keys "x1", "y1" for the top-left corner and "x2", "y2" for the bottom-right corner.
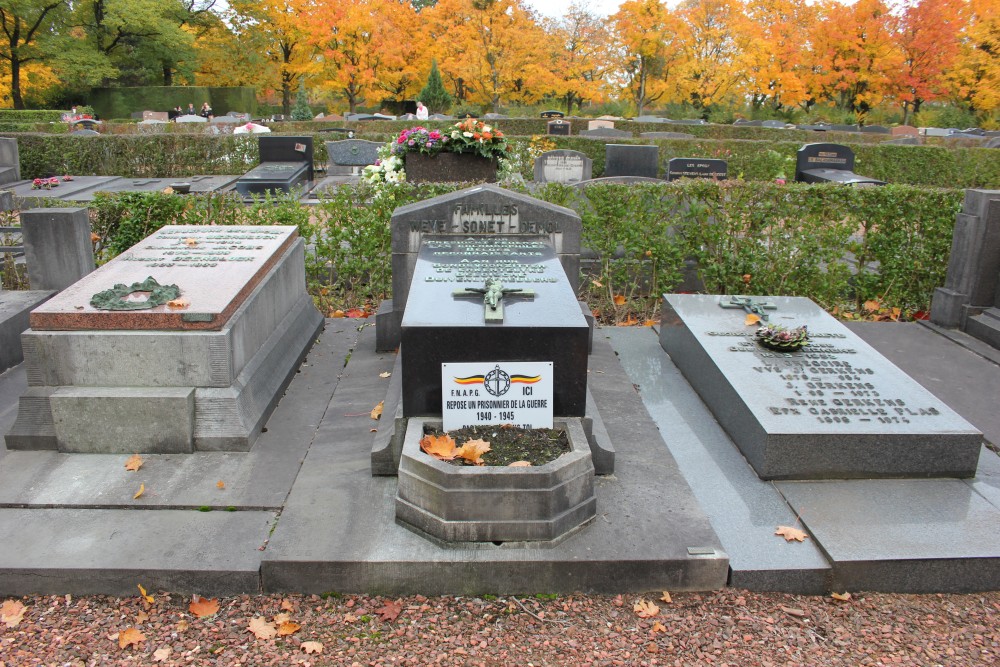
[
  {"x1": 533, "y1": 150, "x2": 592, "y2": 184},
  {"x1": 6, "y1": 225, "x2": 323, "y2": 453},
  {"x1": 658, "y1": 294, "x2": 982, "y2": 480},
  {"x1": 400, "y1": 237, "x2": 589, "y2": 417},
  {"x1": 404, "y1": 152, "x2": 498, "y2": 184}
]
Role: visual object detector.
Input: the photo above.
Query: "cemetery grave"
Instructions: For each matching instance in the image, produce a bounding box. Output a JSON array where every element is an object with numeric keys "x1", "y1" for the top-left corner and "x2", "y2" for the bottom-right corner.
[
  {"x1": 234, "y1": 136, "x2": 315, "y2": 198},
  {"x1": 794, "y1": 143, "x2": 886, "y2": 186},
  {"x1": 667, "y1": 157, "x2": 728, "y2": 181}
]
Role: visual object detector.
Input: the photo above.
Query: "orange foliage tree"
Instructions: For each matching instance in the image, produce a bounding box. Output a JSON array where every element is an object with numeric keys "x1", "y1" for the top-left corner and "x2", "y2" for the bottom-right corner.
[
  {"x1": 893, "y1": 0, "x2": 965, "y2": 125},
  {"x1": 741, "y1": 0, "x2": 816, "y2": 113},
  {"x1": 611, "y1": 0, "x2": 684, "y2": 116},
  {"x1": 947, "y1": 0, "x2": 1000, "y2": 116}
]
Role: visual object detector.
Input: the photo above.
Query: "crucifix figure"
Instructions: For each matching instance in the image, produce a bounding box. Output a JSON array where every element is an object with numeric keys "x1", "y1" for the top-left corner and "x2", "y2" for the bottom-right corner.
[
  {"x1": 453, "y1": 278, "x2": 535, "y2": 323},
  {"x1": 719, "y1": 295, "x2": 777, "y2": 321}
]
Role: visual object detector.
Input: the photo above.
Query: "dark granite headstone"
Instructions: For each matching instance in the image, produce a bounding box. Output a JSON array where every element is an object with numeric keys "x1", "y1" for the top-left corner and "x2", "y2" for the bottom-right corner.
[
  {"x1": 540, "y1": 110, "x2": 565, "y2": 119},
  {"x1": 579, "y1": 127, "x2": 632, "y2": 139},
  {"x1": 860, "y1": 125, "x2": 890, "y2": 134},
  {"x1": 401, "y1": 237, "x2": 588, "y2": 417},
  {"x1": 795, "y1": 143, "x2": 885, "y2": 186},
  {"x1": 547, "y1": 119, "x2": 571, "y2": 136},
  {"x1": 667, "y1": 158, "x2": 728, "y2": 181},
  {"x1": 735, "y1": 120, "x2": 762, "y2": 127},
  {"x1": 761, "y1": 120, "x2": 787, "y2": 129},
  {"x1": 533, "y1": 150, "x2": 592, "y2": 183},
  {"x1": 604, "y1": 144, "x2": 658, "y2": 178},
  {"x1": 640, "y1": 132, "x2": 696, "y2": 140},
  {"x1": 830, "y1": 124, "x2": 860, "y2": 132},
  {"x1": 376, "y1": 185, "x2": 582, "y2": 352},
  {"x1": 236, "y1": 136, "x2": 314, "y2": 197},
  {"x1": 659, "y1": 294, "x2": 982, "y2": 480}
]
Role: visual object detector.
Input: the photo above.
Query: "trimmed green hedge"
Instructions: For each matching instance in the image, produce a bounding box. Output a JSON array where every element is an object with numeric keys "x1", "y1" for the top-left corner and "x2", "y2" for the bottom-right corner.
[
  {"x1": 8, "y1": 132, "x2": 997, "y2": 188},
  {"x1": 83, "y1": 181, "x2": 960, "y2": 319},
  {"x1": 0, "y1": 110, "x2": 66, "y2": 122}
]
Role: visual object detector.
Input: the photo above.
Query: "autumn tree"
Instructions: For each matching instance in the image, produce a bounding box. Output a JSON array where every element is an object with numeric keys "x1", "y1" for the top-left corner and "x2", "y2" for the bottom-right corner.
[
  {"x1": 545, "y1": 2, "x2": 611, "y2": 114},
  {"x1": 892, "y1": 0, "x2": 965, "y2": 124},
  {"x1": 674, "y1": 0, "x2": 754, "y2": 115},
  {"x1": 224, "y1": 0, "x2": 319, "y2": 115},
  {"x1": 807, "y1": 0, "x2": 901, "y2": 118},
  {"x1": 946, "y1": 0, "x2": 1000, "y2": 116},
  {"x1": 0, "y1": 0, "x2": 67, "y2": 109},
  {"x1": 423, "y1": 0, "x2": 552, "y2": 112},
  {"x1": 611, "y1": 0, "x2": 682, "y2": 116},
  {"x1": 741, "y1": 0, "x2": 815, "y2": 113}
]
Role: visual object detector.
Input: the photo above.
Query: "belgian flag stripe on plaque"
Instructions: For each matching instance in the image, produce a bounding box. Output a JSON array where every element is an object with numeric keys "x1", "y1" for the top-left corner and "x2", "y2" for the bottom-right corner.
[
  {"x1": 454, "y1": 375, "x2": 485, "y2": 385},
  {"x1": 511, "y1": 375, "x2": 541, "y2": 384}
]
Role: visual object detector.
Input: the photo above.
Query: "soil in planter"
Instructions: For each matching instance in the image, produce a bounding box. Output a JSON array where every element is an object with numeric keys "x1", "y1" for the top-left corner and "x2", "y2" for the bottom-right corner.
[{"x1": 424, "y1": 424, "x2": 570, "y2": 467}]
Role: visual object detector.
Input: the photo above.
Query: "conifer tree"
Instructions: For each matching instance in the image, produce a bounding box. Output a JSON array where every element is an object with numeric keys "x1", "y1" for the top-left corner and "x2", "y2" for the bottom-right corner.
[
  {"x1": 419, "y1": 60, "x2": 452, "y2": 113},
  {"x1": 291, "y1": 80, "x2": 313, "y2": 120}
]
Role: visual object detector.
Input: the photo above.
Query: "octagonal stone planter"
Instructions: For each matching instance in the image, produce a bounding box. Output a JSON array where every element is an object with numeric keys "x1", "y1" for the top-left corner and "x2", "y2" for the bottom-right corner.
[{"x1": 395, "y1": 418, "x2": 596, "y2": 542}]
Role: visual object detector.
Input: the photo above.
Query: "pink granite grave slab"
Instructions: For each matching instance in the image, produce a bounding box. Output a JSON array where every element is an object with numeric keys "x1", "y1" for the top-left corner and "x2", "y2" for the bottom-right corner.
[{"x1": 30, "y1": 226, "x2": 297, "y2": 331}]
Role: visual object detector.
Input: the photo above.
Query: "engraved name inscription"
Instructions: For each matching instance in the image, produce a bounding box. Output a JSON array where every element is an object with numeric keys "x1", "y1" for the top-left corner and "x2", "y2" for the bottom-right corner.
[{"x1": 120, "y1": 228, "x2": 282, "y2": 268}]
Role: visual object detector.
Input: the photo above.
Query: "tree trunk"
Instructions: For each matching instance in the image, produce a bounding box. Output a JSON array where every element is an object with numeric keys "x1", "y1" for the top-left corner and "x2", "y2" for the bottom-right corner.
[
  {"x1": 11, "y1": 57, "x2": 23, "y2": 110},
  {"x1": 163, "y1": 65, "x2": 173, "y2": 87}
]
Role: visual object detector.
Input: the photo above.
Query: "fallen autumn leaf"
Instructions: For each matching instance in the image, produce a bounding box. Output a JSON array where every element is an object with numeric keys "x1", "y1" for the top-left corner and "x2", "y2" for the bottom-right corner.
[
  {"x1": 420, "y1": 433, "x2": 457, "y2": 460},
  {"x1": 137, "y1": 584, "x2": 153, "y2": 605},
  {"x1": 124, "y1": 454, "x2": 143, "y2": 471},
  {"x1": 189, "y1": 596, "x2": 220, "y2": 618},
  {"x1": 634, "y1": 599, "x2": 660, "y2": 618},
  {"x1": 302, "y1": 640, "x2": 324, "y2": 654},
  {"x1": 1, "y1": 599, "x2": 26, "y2": 628},
  {"x1": 376, "y1": 600, "x2": 403, "y2": 622},
  {"x1": 133, "y1": 484, "x2": 145, "y2": 500},
  {"x1": 775, "y1": 525, "x2": 809, "y2": 542},
  {"x1": 248, "y1": 616, "x2": 277, "y2": 640},
  {"x1": 118, "y1": 627, "x2": 145, "y2": 650},
  {"x1": 456, "y1": 438, "x2": 491, "y2": 465},
  {"x1": 371, "y1": 401, "x2": 384, "y2": 420}
]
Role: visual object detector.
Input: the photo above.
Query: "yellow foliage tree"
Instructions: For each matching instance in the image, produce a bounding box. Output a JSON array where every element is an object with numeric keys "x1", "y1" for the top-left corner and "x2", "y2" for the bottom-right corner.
[
  {"x1": 741, "y1": 0, "x2": 816, "y2": 112},
  {"x1": 610, "y1": 0, "x2": 684, "y2": 116},
  {"x1": 946, "y1": 0, "x2": 1000, "y2": 115}
]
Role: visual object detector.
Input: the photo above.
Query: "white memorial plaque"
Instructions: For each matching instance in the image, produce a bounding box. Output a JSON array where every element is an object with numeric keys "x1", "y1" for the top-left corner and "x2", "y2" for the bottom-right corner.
[{"x1": 442, "y1": 361, "x2": 554, "y2": 432}]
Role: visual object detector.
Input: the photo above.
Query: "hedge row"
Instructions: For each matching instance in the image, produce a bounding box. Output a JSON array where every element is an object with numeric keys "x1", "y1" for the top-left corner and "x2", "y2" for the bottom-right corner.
[
  {"x1": 82, "y1": 181, "x2": 960, "y2": 320},
  {"x1": 0, "y1": 110, "x2": 66, "y2": 122},
  {"x1": 7, "y1": 132, "x2": 997, "y2": 189}
]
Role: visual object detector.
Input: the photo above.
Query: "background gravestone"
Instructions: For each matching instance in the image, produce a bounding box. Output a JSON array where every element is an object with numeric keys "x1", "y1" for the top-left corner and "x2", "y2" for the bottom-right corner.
[
  {"x1": 604, "y1": 144, "x2": 658, "y2": 178},
  {"x1": 579, "y1": 128, "x2": 631, "y2": 139},
  {"x1": 533, "y1": 150, "x2": 592, "y2": 184},
  {"x1": 325, "y1": 139, "x2": 380, "y2": 176},
  {"x1": 0, "y1": 138, "x2": 20, "y2": 185},
  {"x1": 667, "y1": 158, "x2": 728, "y2": 181},
  {"x1": 20, "y1": 208, "x2": 95, "y2": 291},
  {"x1": 546, "y1": 119, "x2": 571, "y2": 136},
  {"x1": 794, "y1": 143, "x2": 885, "y2": 186},
  {"x1": 587, "y1": 119, "x2": 614, "y2": 130},
  {"x1": 640, "y1": 132, "x2": 695, "y2": 140}
]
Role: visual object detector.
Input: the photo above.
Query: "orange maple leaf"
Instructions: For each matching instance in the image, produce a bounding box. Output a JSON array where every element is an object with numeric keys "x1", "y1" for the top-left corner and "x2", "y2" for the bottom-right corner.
[
  {"x1": 166, "y1": 297, "x2": 189, "y2": 310},
  {"x1": 651, "y1": 621, "x2": 667, "y2": 634},
  {"x1": 189, "y1": 596, "x2": 220, "y2": 618},
  {"x1": 613, "y1": 294, "x2": 627, "y2": 306},
  {"x1": 456, "y1": 439, "x2": 491, "y2": 465},
  {"x1": 118, "y1": 627, "x2": 146, "y2": 649},
  {"x1": 1, "y1": 599, "x2": 26, "y2": 628},
  {"x1": 137, "y1": 584, "x2": 154, "y2": 605},
  {"x1": 375, "y1": 600, "x2": 403, "y2": 622},
  {"x1": 775, "y1": 525, "x2": 809, "y2": 542},
  {"x1": 216, "y1": 480, "x2": 225, "y2": 490},
  {"x1": 745, "y1": 313, "x2": 761, "y2": 326},
  {"x1": 831, "y1": 591, "x2": 852, "y2": 602},
  {"x1": 280, "y1": 599, "x2": 295, "y2": 612},
  {"x1": 182, "y1": 238, "x2": 199, "y2": 247},
  {"x1": 634, "y1": 599, "x2": 660, "y2": 618},
  {"x1": 248, "y1": 616, "x2": 277, "y2": 640},
  {"x1": 659, "y1": 591, "x2": 672, "y2": 604},
  {"x1": 124, "y1": 454, "x2": 143, "y2": 471},
  {"x1": 420, "y1": 433, "x2": 457, "y2": 460},
  {"x1": 278, "y1": 621, "x2": 301, "y2": 636},
  {"x1": 863, "y1": 299, "x2": 881, "y2": 313},
  {"x1": 371, "y1": 401, "x2": 384, "y2": 420},
  {"x1": 508, "y1": 461, "x2": 532, "y2": 467}
]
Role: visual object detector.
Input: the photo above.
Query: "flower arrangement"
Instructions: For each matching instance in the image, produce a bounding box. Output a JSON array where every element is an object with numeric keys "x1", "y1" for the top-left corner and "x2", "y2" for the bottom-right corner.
[
  {"x1": 31, "y1": 177, "x2": 61, "y2": 190},
  {"x1": 363, "y1": 120, "x2": 511, "y2": 185},
  {"x1": 754, "y1": 324, "x2": 810, "y2": 352}
]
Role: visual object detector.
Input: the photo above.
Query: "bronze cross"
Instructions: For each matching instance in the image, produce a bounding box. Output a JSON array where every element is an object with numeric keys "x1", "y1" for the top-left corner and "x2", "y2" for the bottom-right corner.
[
  {"x1": 453, "y1": 278, "x2": 535, "y2": 323},
  {"x1": 720, "y1": 295, "x2": 777, "y2": 321}
]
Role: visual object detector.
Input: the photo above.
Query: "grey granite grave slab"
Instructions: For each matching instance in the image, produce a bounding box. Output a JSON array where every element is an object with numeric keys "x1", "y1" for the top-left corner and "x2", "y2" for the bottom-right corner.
[
  {"x1": 575, "y1": 176, "x2": 664, "y2": 188},
  {"x1": 605, "y1": 328, "x2": 831, "y2": 593},
  {"x1": 378, "y1": 185, "x2": 583, "y2": 351},
  {"x1": 776, "y1": 479, "x2": 1000, "y2": 592},
  {"x1": 0, "y1": 291, "x2": 54, "y2": 372},
  {"x1": 579, "y1": 128, "x2": 632, "y2": 139},
  {"x1": 604, "y1": 144, "x2": 658, "y2": 178},
  {"x1": 325, "y1": 139, "x2": 380, "y2": 174},
  {"x1": 533, "y1": 149, "x2": 592, "y2": 183},
  {"x1": 5, "y1": 177, "x2": 121, "y2": 206},
  {"x1": 0, "y1": 508, "x2": 272, "y2": 596},
  {"x1": 641, "y1": 132, "x2": 696, "y2": 140},
  {"x1": 260, "y1": 325, "x2": 729, "y2": 595},
  {"x1": 64, "y1": 177, "x2": 177, "y2": 201},
  {"x1": 659, "y1": 294, "x2": 982, "y2": 479}
]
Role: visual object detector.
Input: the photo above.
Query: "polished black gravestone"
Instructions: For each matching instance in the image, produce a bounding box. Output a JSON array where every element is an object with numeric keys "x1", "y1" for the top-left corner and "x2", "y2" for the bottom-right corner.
[
  {"x1": 400, "y1": 237, "x2": 589, "y2": 418},
  {"x1": 794, "y1": 143, "x2": 885, "y2": 186},
  {"x1": 659, "y1": 294, "x2": 982, "y2": 480},
  {"x1": 235, "y1": 136, "x2": 314, "y2": 198},
  {"x1": 604, "y1": 144, "x2": 658, "y2": 178},
  {"x1": 547, "y1": 119, "x2": 571, "y2": 136},
  {"x1": 666, "y1": 158, "x2": 728, "y2": 181}
]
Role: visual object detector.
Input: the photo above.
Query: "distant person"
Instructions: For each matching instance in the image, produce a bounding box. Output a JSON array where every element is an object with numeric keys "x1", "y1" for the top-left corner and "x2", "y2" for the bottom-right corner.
[
  {"x1": 200, "y1": 102, "x2": 213, "y2": 119},
  {"x1": 187, "y1": 103, "x2": 196, "y2": 116},
  {"x1": 416, "y1": 101, "x2": 428, "y2": 120}
]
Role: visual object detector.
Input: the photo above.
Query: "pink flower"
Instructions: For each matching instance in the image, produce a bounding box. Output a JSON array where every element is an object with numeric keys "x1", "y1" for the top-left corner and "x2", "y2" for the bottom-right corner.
[{"x1": 775, "y1": 178, "x2": 786, "y2": 185}]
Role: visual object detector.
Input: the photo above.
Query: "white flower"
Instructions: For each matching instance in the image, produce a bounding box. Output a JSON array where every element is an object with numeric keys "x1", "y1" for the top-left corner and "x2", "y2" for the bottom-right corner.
[
  {"x1": 463, "y1": 131, "x2": 474, "y2": 138},
  {"x1": 482, "y1": 125, "x2": 492, "y2": 133}
]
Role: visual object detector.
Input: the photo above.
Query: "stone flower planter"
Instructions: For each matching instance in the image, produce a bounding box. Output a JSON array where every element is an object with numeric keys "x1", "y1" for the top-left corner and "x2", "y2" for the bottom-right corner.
[
  {"x1": 395, "y1": 417, "x2": 596, "y2": 542},
  {"x1": 404, "y1": 151, "x2": 498, "y2": 184}
]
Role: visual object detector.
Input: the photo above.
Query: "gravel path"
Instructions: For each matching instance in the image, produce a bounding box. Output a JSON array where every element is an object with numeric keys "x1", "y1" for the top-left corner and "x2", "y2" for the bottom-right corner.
[{"x1": 2, "y1": 589, "x2": 998, "y2": 666}]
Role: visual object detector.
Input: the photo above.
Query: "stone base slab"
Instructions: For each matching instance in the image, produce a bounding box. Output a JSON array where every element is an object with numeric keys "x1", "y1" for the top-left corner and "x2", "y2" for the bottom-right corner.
[{"x1": 0, "y1": 290, "x2": 54, "y2": 373}]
